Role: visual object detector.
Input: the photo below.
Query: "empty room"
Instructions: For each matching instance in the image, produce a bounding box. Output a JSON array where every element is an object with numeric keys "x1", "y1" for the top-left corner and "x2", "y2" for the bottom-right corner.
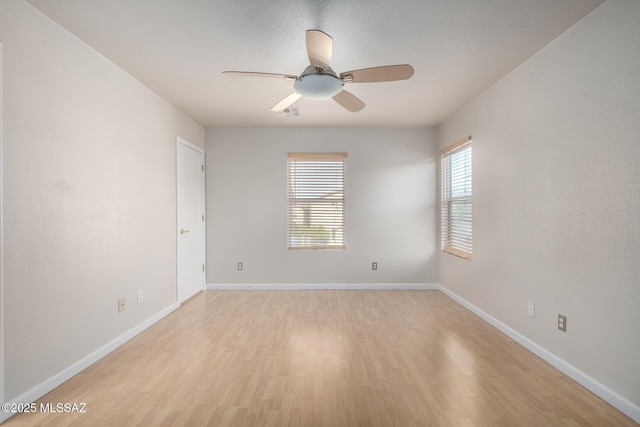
[{"x1": 1, "y1": 0, "x2": 639, "y2": 425}]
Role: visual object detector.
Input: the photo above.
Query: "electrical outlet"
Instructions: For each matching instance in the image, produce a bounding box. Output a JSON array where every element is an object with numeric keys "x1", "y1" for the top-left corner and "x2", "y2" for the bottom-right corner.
[
  {"x1": 558, "y1": 314, "x2": 567, "y2": 332},
  {"x1": 137, "y1": 290, "x2": 143, "y2": 304},
  {"x1": 528, "y1": 301, "x2": 535, "y2": 318},
  {"x1": 237, "y1": 262, "x2": 243, "y2": 271},
  {"x1": 118, "y1": 297, "x2": 126, "y2": 313},
  {"x1": 372, "y1": 262, "x2": 378, "y2": 271}
]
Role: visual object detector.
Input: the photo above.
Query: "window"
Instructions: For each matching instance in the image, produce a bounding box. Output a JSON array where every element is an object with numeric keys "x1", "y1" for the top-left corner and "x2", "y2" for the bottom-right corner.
[
  {"x1": 441, "y1": 137, "x2": 472, "y2": 260},
  {"x1": 288, "y1": 153, "x2": 346, "y2": 249}
]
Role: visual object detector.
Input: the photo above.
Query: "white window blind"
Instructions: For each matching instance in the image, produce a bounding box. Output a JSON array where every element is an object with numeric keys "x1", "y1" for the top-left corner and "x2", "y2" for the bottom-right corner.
[
  {"x1": 288, "y1": 153, "x2": 346, "y2": 250},
  {"x1": 441, "y1": 137, "x2": 472, "y2": 260}
]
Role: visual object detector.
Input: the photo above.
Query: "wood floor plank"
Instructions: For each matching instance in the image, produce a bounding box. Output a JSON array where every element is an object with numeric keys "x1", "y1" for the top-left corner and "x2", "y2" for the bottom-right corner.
[{"x1": 4, "y1": 290, "x2": 637, "y2": 426}]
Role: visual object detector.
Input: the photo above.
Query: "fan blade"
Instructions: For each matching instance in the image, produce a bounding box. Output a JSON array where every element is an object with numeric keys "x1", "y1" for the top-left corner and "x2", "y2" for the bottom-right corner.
[
  {"x1": 271, "y1": 92, "x2": 302, "y2": 112},
  {"x1": 223, "y1": 71, "x2": 296, "y2": 80},
  {"x1": 306, "y1": 30, "x2": 333, "y2": 69},
  {"x1": 340, "y1": 65, "x2": 414, "y2": 83},
  {"x1": 332, "y1": 90, "x2": 365, "y2": 112}
]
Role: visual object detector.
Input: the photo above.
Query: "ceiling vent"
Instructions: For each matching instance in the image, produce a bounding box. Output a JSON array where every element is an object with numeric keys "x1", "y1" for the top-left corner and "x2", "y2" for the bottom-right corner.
[{"x1": 274, "y1": 107, "x2": 301, "y2": 118}]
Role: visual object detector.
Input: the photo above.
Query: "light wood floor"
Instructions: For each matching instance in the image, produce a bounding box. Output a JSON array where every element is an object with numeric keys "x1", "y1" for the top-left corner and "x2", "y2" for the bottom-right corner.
[{"x1": 5, "y1": 290, "x2": 637, "y2": 426}]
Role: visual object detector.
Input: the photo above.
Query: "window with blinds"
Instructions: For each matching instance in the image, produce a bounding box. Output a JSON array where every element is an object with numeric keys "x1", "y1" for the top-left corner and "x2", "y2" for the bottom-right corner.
[
  {"x1": 288, "y1": 153, "x2": 346, "y2": 250},
  {"x1": 441, "y1": 137, "x2": 472, "y2": 260}
]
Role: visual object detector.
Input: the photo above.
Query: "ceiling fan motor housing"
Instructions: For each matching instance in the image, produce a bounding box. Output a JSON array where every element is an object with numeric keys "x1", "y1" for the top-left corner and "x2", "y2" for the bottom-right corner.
[{"x1": 294, "y1": 65, "x2": 344, "y2": 99}]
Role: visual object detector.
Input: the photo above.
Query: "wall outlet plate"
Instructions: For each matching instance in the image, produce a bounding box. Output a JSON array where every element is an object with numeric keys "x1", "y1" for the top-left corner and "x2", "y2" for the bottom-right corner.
[
  {"x1": 237, "y1": 262, "x2": 243, "y2": 271},
  {"x1": 118, "y1": 297, "x2": 125, "y2": 313},
  {"x1": 528, "y1": 301, "x2": 535, "y2": 318},
  {"x1": 558, "y1": 314, "x2": 567, "y2": 332},
  {"x1": 372, "y1": 262, "x2": 378, "y2": 271},
  {"x1": 137, "y1": 290, "x2": 143, "y2": 304}
]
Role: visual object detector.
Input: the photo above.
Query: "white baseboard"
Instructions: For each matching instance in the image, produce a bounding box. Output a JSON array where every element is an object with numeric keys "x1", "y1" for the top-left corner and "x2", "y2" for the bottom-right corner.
[
  {"x1": 206, "y1": 283, "x2": 439, "y2": 290},
  {"x1": 1, "y1": 302, "x2": 180, "y2": 424},
  {"x1": 438, "y1": 285, "x2": 640, "y2": 424}
]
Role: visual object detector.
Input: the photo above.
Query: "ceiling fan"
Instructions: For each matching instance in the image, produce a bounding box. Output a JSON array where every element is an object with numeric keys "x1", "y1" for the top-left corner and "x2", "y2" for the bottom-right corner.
[{"x1": 223, "y1": 29, "x2": 414, "y2": 113}]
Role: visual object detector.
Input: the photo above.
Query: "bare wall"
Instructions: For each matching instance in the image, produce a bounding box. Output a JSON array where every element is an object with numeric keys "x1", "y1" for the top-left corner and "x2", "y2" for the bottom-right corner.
[
  {"x1": 206, "y1": 127, "x2": 437, "y2": 285},
  {"x1": 1, "y1": 0, "x2": 204, "y2": 400},
  {"x1": 438, "y1": 0, "x2": 640, "y2": 409}
]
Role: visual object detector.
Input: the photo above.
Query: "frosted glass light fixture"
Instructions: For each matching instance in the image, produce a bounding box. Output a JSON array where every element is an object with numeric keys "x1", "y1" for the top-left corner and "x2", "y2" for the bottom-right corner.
[{"x1": 293, "y1": 66, "x2": 344, "y2": 99}]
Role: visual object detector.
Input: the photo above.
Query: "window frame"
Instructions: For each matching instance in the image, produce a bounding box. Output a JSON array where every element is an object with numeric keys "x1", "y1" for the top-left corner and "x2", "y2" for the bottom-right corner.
[
  {"x1": 440, "y1": 137, "x2": 472, "y2": 260},
  {"x1": 287, "y1": 152, "x2": 346, "y2": 250}
]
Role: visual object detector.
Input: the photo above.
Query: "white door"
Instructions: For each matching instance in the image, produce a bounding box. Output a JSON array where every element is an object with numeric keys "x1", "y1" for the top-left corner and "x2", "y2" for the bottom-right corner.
[{"x1": 177, "y1": 138, "x2": 205, "y2": 302}]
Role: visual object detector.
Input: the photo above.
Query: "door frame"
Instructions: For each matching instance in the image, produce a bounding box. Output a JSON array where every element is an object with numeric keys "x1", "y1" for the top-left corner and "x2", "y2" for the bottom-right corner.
[
  {"x1": 176, "y1": 136, "x2": 206, "y2": 303},
  {"x1": 0, "y1": 42, "x2": 5, "y2": 416}
]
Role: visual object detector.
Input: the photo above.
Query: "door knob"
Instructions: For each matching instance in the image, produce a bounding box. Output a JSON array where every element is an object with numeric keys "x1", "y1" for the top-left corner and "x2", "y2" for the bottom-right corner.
[{"x1": 180, "y1": 228, "x2": 190, "y2": 234}]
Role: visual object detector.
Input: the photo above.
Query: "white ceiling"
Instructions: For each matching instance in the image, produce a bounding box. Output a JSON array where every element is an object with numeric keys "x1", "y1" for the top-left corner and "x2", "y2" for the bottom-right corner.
[{"x1": 26, "y1": 0, "x2": 605, "y2": 128}]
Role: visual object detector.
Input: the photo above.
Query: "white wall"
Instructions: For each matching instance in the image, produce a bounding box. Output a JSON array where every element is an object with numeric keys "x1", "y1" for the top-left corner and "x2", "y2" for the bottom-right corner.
[
  {"x1": 0, "y1": 0, "x2": 204, "y2": 401},
  {"x1": 438, "y1": 0, "x2": 640, "y2": 412},
  {"x1": 206, "y1": 127, "x2": 437, "y2": 285}
]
